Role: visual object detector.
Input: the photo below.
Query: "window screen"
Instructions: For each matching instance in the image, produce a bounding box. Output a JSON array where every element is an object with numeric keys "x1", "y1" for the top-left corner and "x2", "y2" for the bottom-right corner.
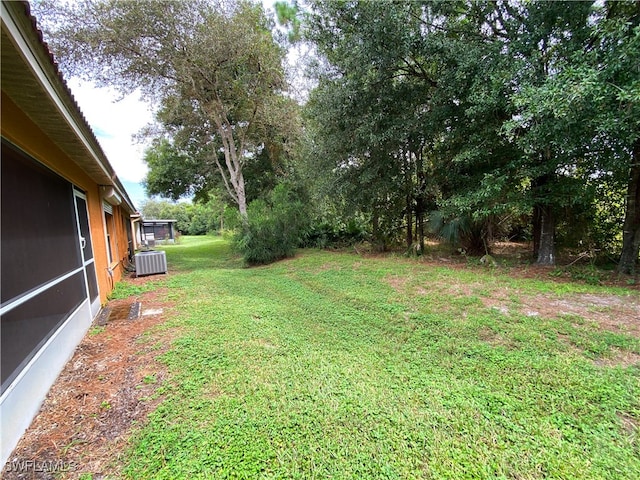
[
  {"x1": 1, "y1": 140, "x2": 88, "y2": 393},
  {"x1": 1, "y1": 272, "x2": 86, "y2": 392},
  {"x1": 1, "y1": 140, "x2": 82, "y2": 304},
  {"x1": 104, "y1": 210, "x2": 114, "y2": 264},
  {"x1": 144, "y1": 223, "x2": 172, "y2": 240}
]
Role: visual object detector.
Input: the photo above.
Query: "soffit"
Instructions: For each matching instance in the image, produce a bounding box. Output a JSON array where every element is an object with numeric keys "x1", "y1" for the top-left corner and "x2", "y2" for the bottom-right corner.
[
  {"x1": 1, "y1": 2, "x2": 137, "y2": 213},
  {"x1": 1, "y1": 30, "x2": 113, "y2": 186}
]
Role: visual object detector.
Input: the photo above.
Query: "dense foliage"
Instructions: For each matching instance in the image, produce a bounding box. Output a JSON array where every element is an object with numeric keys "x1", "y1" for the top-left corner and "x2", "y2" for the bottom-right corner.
[
  {"x1": 36, "y1": 0, "x2": 294, "y2": 219},
  {"x1": 140, "y1": 198, "x2": 226, "y2": 236},
  {"x1": 299, "y1": 0, "x2": 639, "y2": 272},
  {"x1": 235, "y1": 183, "x2": 310, "y2": 264},
  {"x1": 36, "y1": 0, "x2": 639, "y2": 271}
]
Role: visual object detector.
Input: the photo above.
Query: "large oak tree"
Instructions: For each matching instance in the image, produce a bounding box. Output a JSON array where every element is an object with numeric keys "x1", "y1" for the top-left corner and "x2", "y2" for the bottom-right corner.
[{"x1": 37, "y1": 0, "x2": 290, "y2": 219}]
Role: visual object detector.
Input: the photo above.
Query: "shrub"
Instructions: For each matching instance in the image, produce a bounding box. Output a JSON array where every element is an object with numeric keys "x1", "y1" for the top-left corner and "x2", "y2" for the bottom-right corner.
[
  {"x1": 301, "y1": 219, "x2": 367, "y2": 248},
  {"x1": 236, "y1": 184, "x2": 310, "y2": 265}
]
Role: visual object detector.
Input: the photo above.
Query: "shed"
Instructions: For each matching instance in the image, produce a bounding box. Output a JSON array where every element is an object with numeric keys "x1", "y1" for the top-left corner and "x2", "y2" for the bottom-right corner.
[{"x1": 140, "y1": 219, "x2": 178, "y2": 245}]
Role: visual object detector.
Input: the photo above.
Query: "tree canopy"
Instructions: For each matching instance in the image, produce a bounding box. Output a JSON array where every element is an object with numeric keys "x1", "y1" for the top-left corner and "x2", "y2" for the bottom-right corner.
[
  {"x1": 301, "y1": 0, "x2": 639, "y2": 271},
  {"x1": 38, "y1": 0, "x2": 294, "y2": 219},
  {"x1": 35, "y1": 0, "x2": 640, "y2": 271}
]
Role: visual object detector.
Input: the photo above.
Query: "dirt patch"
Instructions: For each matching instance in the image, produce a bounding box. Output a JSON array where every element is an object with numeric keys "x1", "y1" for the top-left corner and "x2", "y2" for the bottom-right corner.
[
  {"x1": 618, "y1": 412, "x2": 639, "y2": 436},
  {"x1": 479, "y1": 291, "x2": 640, "y2": 337},
  {"x1": 517, "y1": 293, "x2": 640, "y2": 337},
  {"x1": 384, "y1": 259, "x2": 639, "y2": 338},
  {"x1": 594, "y1": 349, "x2": 640, "y2": 368},
  {"x1": 245, "y1": 337, "x2": 278, "y2": 350},
  {"x1": 315, "y1": 261, "x2": 344, "y2": 273},
  {"x1": 384, "y1": 274, "x2": 408, "y2": 292},
  {"x1": 3, "y1": 281, "x2": 177, "y2": 479},
  {"x1": 477, "y1": 326, "x2": 516, "y2": 349}
]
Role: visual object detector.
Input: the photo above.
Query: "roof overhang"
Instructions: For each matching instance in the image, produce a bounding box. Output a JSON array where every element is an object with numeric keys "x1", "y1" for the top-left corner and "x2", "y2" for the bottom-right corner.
[{"x1": 1, "y1": 1, "x2": 137, "y2": 214}]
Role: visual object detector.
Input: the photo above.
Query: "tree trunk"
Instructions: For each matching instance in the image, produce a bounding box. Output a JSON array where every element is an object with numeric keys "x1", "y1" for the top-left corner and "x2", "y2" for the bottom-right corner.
[
  {"x1": 371, "y1": 209, "x2": 385, "y2": 252},
  {"x1": 406, "y1": 204, "x2": 413, "y2": 250},
  {"x1": 417, "y1": 212, "x2": 424, "y2": 253},
  {"x1": 536, "y1": 204, "x2": 556, "y2": 265},
  {"x1": 415, "y1": 149, "x2": 426, "y2": 253},
  {"x1": 236, "y1": 170, "x2": 248, "y2": 221},
  {"x1": 532, "y1": 204, "x2": 541, "y2": 260},
  {"x1": 531, "y1": 170, "x2": 556, "y2": 265},
  {"x1": 213, "y1": 111, "x2": 248, "y2": 223},
  {"x1": 618, "y1": 141, "x2": 640, "y2": 274},
  {"x1": 405, "y1": 150, "x2": 413, "y2": 250}
]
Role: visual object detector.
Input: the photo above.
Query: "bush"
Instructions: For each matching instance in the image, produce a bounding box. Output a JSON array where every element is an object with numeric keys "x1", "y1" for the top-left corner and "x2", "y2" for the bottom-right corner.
[
  {"x1": 301, "y1": 218, "x2": 368, "y2": 248},
  {"x1": 236, "y1": 184, "x2": 310, "y2": 265}
]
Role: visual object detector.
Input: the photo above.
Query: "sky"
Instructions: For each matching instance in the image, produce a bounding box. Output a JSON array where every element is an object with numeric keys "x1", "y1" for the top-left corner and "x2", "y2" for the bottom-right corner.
[
  {"x1": 66, "y1": 0, "x2": 282, "y2": 209},
  {"x1": 68, "y1": 78, "x2": 153, "y2": 207}
]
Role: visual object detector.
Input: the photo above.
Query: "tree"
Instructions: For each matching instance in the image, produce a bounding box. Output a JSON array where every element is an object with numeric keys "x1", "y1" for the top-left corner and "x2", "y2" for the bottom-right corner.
[
  {"x1": 485, "y1": 0, "x2": 596, "y2": 265},
  {"x1": 303, "y1": 0, "x2": 637, "y2": 267},
  {"x1": 503, "y1": 0, "x2": 639, "y2": 272},
  {"x1": 274, "y1": 0, "x2": 302, "y2": 42},
  {"x1": 578, "y1": 1, "x2": 640, "y2": 274},
  {"x1": 139, "y1": 198, "x2": 172, "y2": 221},
  {"x1": 304, "y1": 1, "x2": 524, "y2": 254},
  {"x1": 143, "y1": 138, "x2": 218, "y2": 203},
  {"x1": 140, "y1": 197, "x2": 223, "y2": 235},
  {"x1": 36, "y1": 0, "x2": 289, "y2": 220},
  {"x1": 304, "y1": 0, "x2": 446, "y2": 251}
]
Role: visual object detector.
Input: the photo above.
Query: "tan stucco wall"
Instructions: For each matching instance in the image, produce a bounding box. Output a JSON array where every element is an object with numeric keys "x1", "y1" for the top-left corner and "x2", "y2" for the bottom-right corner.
[{"x1": 1, "y1": 92, "x2": 129, "y2": 304}]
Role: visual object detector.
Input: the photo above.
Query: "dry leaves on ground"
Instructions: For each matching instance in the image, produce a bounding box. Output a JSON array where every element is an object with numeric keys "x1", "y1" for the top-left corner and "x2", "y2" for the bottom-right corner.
[{"x1": 3, "y1": 280, "x2": 177, "y2": 480}]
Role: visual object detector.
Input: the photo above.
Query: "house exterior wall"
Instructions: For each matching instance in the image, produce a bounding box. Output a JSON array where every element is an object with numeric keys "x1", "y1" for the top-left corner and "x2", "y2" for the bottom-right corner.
[
  {"x1": 1, "y1": 94, "x2": 136, "y2": 466},
  {"x1": 1, "y1": 2, "x2": 137, "y2": 463},
  {"x1": 1, "y1": 93, "x2": 130, "y2": 303}
]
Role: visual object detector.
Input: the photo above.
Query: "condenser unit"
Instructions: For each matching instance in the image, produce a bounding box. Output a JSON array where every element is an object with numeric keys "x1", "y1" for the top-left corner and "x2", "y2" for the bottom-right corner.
[{"x1": 135, "y1": 250, "x2": 167, "y2": 276}]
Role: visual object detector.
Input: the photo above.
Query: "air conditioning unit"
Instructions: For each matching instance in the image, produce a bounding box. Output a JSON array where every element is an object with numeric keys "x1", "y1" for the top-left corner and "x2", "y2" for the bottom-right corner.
[{"x1": 135, "y1": 251, "x2": 167, "y2": 276}]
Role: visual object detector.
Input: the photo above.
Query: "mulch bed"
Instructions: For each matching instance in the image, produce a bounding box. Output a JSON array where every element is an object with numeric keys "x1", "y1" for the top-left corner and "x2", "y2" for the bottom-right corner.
[{"x1": 3, "y1": 279, "x2": 176, "y2": 480}]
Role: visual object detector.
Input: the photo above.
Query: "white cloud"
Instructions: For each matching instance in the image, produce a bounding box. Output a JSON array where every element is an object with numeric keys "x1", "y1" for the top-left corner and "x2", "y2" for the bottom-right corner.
[{"x1": 68, "y1": 78, "x2": 153, "y2": 183}]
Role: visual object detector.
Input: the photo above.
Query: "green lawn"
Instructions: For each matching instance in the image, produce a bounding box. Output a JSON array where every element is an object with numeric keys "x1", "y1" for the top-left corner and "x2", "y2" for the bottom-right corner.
[{"x1": 117, "y1": 236, "x2": 640, "y2": 479}]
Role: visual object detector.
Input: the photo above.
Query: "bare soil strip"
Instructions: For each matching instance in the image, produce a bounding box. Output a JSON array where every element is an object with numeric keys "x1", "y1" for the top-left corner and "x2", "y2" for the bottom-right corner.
[{"x1": 3, "y1": 284, "x2": 176, "y2": 480}]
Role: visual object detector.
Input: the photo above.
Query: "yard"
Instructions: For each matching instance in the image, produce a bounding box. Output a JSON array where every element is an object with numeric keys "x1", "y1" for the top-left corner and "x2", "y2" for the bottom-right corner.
[{"x1": 6, "y1": 236, "x2": 640, "y2": 479}]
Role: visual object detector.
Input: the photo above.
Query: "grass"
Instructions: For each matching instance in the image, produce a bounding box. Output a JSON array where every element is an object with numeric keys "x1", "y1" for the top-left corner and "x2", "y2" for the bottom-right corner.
[
  {"x1": 120, "y1": 236, "x2": 639, "y2": 479},
  {"x1": 108, "y1": 278, "x2": 164, "y2": 300}
]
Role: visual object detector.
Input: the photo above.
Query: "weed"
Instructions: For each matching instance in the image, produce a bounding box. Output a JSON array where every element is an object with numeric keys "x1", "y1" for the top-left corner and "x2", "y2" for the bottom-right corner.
[
  {"x1": 88, "y1": 326, "x2": 105, "y2": 336},
  {"x1": 550, "y1": 264, "x2": 610, "y2": 285},
  {"x1": 62, "y1": 438, "x2": 86, "y2": 455},
  {"x1": 108, "y1": 279, "x2": 164, "y2": 300}
]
